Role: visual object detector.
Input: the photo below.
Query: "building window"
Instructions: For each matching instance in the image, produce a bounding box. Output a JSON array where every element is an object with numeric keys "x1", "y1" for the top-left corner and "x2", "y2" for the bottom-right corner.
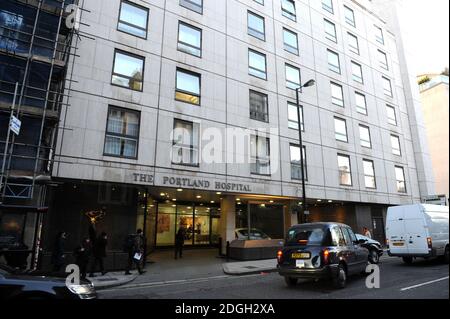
[
  {"x1": 178, "y1": 22, "x2": 202, "y2": 57},
  {"x1": 324, "y1": 19, "x2": 337, "y2": 42},
  {"x1": 248, "y1": 11, "x2": 265, "y2": 41},
  {"x1": 348, "y1": 32, "x2": 359, "y2": 55},
  {"x1": 104, "y1": 106, "x2": 140, "y2": 158},
  {"x1": 283, "y1": 28, "x2": 299, "y2": 55},
  {"x1": 378, "y1": 50, "x2": 388, "y2": 70},
  {"x1": 180, "y1": 0, "x2": 203, "y2": 14},
  {"x1": 288, "y1": 102, "x2": 304, "y2": 131},
  {"x1": 375, "y1": 25, "x2": 384, "y2": 44},
  {"x1": 249, "y1": 90, "x2": 269, "y2": 122},
  {"x1": 175, "y1": 68, "x2": 201, "y2": 105},
  {"x1": 331, "y1": 82, "x2": 344, "y2": 107},
  {"x1": 254, "y1": 0, "x2": 264, "y2": 4},
  {"x1": 248, "y1": 49, "x2": 267, "y2": 80},
  {"x1": 327, "y1": 49, "x2": 341, "y2": 74},
  {"x1": 290, "y1": 145, "x2": 307, "y2": 180},
  {"x1": 117, "y1": 1, "x2": 149, "y2": 38},
  {"x1": 395, "y1": 166, "x2": 407, "y2": 193},
  {"x1": 382, "y1": 77, "x2": 393, "y2": 97},
  {"x1": 250, "y1": 135, "x2": 271, "y2": 175},
  {"x1": 281, "y1": 0, "x2": 296, "y2": 21},
  {"x1": 334, "y1": 117, "x2": 348, "y2": 142},
  {"x1": 172, "y1": 119, "x2": 199, "y2": 165},
  {"x1": 111, "y1": 50, "x2": 144, "y2": 91},
  {"x1": 391, "y1": 135, "x2": 401, "y2": 156},
  {"x1": 338, "y1": 154, "x2": 352, "y2": 186},
  {"x1": 359, "y1": 125, "x2": 372, "y2": 148},
  {"x1": 351, "y1": 61, "x2": 363, "y2": 83},
  {"x1": 363, "y1": 159, "x2": 376, "y2": 189},
  {"x1": 322, "y1": 0, "x2": 334, "y2": 14},
  {"x1": 344, "y1": 6, "x2": 355, "y2": 27},
  {"x1": 386, "y1": 105, "x2": 397, "y2": 125},
  {"x1": 355, "y1": 92, "x2": 367, "y2": 115},
  {"x1": 285, "y1": 64, "x2": 300, "y2": 90}
]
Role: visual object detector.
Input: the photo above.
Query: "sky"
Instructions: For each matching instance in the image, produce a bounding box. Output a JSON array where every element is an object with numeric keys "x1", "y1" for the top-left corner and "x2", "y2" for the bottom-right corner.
[{"x1": 400, "y1": 0, "x2": 449, "y2": 75}]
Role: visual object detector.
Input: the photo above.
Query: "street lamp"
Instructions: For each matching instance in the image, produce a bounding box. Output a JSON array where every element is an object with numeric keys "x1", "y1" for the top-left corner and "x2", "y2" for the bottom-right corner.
[{"x1": 296, "y1": 79, "x2": 315, "y2": 224}]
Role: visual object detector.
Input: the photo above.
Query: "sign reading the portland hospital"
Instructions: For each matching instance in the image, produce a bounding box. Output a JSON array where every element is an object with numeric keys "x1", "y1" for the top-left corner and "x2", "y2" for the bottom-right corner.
[
  {"x1": 162, "y1": 176, "x2": 251, "y2": 192},
  {"x1": 131, "y1": 172, "x2": 252, "y2": 192}
]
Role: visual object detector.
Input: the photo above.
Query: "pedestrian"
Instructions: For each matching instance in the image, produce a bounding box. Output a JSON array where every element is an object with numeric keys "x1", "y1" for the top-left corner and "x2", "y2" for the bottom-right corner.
[
  {"x1": 51, "y1": 231, "x2": 66, "y2": 272},
  {"x1": 175, "y1": 226, "x2": 186, "y2": 259},
  {"x1": 73, "y1": 238, "x2": 92, "y2": 280},
  {"x1": 124, "y1": 229, "x2": 146, "y2": 275},
  {"x1": 90, "y1": 232, "x2": 108, "y2": 277},
  {"x1": 363, "y1": 227, "x2": 372, "y2": 239}
]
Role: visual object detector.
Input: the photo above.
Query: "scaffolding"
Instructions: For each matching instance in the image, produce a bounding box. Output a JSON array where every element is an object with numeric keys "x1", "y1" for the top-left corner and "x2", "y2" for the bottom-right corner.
[{"x1": 0, "y1": 0, "x2": 82, "y2": 203}]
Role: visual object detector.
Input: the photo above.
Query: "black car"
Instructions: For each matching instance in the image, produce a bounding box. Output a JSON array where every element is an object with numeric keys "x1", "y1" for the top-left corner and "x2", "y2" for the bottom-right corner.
[
  {"x1": 277, "y1": 222, "x2": 369, "y2": 289},
  {"x1": 355, "y1": 234, "x2": 383, "y2": 264},
  {"x1": 0, "y1": 264, "x2": 97, "y2": 300}
]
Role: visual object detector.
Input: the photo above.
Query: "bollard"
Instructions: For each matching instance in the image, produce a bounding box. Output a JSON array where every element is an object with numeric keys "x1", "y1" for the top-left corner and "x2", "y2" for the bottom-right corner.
[
  {"x1": 218, "y1": 237, "x2": 222, "y2": 256},
  {"x1": 226, "y1": 241, "x2": 230, "y2": 262}
]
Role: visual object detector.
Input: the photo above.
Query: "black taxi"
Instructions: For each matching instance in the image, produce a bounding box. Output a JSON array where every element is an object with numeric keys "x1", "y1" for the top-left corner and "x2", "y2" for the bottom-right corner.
[{"x1": 277, "y1": 222, "x2": 369, "y2": 288}]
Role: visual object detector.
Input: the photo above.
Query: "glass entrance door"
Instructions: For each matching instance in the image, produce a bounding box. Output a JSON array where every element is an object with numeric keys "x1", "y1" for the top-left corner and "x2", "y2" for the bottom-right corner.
[
  {"x1": 176, "y1": 204, "x2": 194, "y2": 246},
  {"x1": 194, "y1": 206, "x2": 210, "y2": 245}
]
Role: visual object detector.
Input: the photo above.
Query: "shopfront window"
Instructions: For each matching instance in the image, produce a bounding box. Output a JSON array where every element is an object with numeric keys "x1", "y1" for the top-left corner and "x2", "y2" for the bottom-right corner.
[{"x1": 235, "y1": 203, "x2": 284, "y2": 240}]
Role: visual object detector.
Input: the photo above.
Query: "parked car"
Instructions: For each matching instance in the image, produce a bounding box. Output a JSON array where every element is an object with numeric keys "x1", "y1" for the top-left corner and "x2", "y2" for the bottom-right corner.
[
  {"x1": 355, "y1": 234, "x2": 383, "y2": 264},
  {"x1": 277, "y1": 222, "x2": 368, "y2": 289},
  {"x1": 235, "y1": 228, "x2": 271, "y2": 240},
  {"x1": 0, "y1": 263, "x2": 97, "y2": 300},
  {"x1": 386, "y1": 204, "x2": 449, "y2": 264}
]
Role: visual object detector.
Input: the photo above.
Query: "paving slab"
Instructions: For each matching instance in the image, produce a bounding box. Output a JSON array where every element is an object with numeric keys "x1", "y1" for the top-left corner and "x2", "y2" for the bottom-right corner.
[{"x1": 223, "y1": 259, "x2": 278, "y2": 275}]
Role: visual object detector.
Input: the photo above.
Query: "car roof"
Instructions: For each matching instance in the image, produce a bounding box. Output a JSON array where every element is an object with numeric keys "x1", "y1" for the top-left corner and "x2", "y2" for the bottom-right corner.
[{"x1": 289, "y1": 222, "x2": 350, "y2": 229}]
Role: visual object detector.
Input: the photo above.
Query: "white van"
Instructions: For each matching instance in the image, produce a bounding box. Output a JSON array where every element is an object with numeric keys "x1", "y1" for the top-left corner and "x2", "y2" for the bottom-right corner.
[{"x1": 386, "y1": 204, "x2": 449, "y2": 264}]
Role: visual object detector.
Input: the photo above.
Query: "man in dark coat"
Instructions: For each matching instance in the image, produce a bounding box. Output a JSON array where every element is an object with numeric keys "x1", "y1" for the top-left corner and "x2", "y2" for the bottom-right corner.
[
  {"x1": 175, "y1": 227, "x2": 186, "y2": 259},
  {"x1": 73, "y1": 238, "x2": 92, "y2": 279},
  {"x1": 90, "y1": 232, "x2": 108, "y2": 277},
  {"x1": 51, "y1": 231, "x2": 66, "y2": 272},
  {"x1": 125, "y1": 229, "x2": 146, "y2": 275}
]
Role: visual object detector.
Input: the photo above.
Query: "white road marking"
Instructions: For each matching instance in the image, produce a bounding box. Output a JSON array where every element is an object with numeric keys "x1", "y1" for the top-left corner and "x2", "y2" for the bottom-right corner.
[
  {"x1": 99, "y1": 273, "x2": 263, "y2": 293},
  {"x1": 400, "y1": 276, "x2": 449, "y2": 291}
]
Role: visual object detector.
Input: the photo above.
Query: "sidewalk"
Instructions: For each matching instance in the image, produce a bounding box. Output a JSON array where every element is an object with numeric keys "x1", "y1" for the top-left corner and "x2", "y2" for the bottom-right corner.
[
  {"x1": 222, "y1": 258, "x2": 278, "y2": 275},
  {"x1": 88, "y1": 272, "x2": 138, "y2": 290}
]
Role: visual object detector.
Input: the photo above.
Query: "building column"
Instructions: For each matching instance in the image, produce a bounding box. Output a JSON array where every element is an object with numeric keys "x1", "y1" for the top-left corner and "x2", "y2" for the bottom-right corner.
[{"x1": 219, "y1": 195, "x2": 236, "y2": 254}]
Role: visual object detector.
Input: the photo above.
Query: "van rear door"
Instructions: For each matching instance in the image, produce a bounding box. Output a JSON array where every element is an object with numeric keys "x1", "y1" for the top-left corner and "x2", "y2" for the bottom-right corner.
[
  {"x1": 404, "y1": 207, "x2": 429, "y2": 255},
  {"x1": 387, "y1": 206, "x2": 408, "y2": 254}
]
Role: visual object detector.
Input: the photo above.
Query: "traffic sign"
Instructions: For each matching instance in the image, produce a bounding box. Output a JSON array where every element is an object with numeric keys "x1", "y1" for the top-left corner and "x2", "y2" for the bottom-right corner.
[{"x1": 10, "y1": 115, "x2": 21, "y2": 135}]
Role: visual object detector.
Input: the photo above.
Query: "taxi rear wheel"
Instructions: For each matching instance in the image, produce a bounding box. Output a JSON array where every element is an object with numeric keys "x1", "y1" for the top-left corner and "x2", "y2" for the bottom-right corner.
[
  {"x1": 284, "y1": 276, "x2": 298, "y2": 287},
  {"x1": 332, "y1": 264, "x2": 347, "y2": 289}
]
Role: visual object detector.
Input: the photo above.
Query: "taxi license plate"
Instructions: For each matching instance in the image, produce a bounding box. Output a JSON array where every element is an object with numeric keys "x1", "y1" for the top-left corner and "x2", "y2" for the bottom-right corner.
[
  {"x1": 291, "y1": 252, "x2": 310, "y2": 259},
  {"x1": 393, "y1": 242, "x2": 404, "y2": 246}
]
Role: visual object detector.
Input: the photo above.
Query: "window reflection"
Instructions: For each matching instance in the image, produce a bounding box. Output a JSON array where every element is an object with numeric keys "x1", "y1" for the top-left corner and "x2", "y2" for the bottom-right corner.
[
  {"x1": 112, "y1": 50, "x2": 144, "y2": 91},
  {"x1": 118, "y1": 1, "x2": 149, "y2": 38}
]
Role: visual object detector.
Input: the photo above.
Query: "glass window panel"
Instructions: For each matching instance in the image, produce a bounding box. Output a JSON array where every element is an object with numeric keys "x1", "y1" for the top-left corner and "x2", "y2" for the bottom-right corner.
[
  {"x1": 324, "y1": 19, "x2": 337, "y2": 42},
  {"x1": 395, "y1": 166, "x2": 406, "y2": 193},
  {"x1": 344, "y1": 6, "x2": 355, "y2": 27},
  {"x1": 180, "y1": 0, "x2": 203, "y2": 14},
  {"x1": 391, "y1": 135, "x2": 401, "y2": 156},
  {"x1": 378, "y1": 50, "x2": 388, "y2": 69},
  {"x1": 338, "y1": 155, "x2": 352, "y2": 185},
  {"x1": 285, "y1": 64, "x2": 300, "y2": 89},
  {"x1": 118, "y1": 1, "x2": 148, "y2": 38},
  {"x1": 176, "y1": 69, "x2": 200, "y2": 95},
  {"x1": 352, "y1": 62, "x2": 363, "y2": 83},
  {"x1": 331, "y1": 82, "x2": 344, "y2": 107},
  {"x1": 383, "y1": 77, "x2": 393, "y2": 96},
  {"x1": 104, "y1": 107, "x2": 140, "y2": 158},
  {"x1": 112, "y1": 51, "x2": 144, "y2": 91},
  {"x1": 249, "y1": 50, "x2": 267, "y2": 79},
  {"x1": 348, "y1": 33, "x2": 359, "y2": 54},
  {"x1": 283, "y1": 28, "x2": 298, "y2": 54},
  {"x1": 359, "y1": 125, "x2": 371, "y2": 148},
  {"x1": 178, "y1": 22, "x2": 201, "y2": 57},
  {"x1": 328, "y1": 50, "x2": 341, "y2": 73},
  {"x1": 248, "y1": 11, "x2": 265, "y2": 40},
  {"x1": 290, "y1": 145, "x2": 307, "y2": 180},
  {"x1": 334, "y1": 117, "x2": 348, "y2": 142},
  {"x1": 375, "y1": 26, "x2": 384, "y2": 44},
  {"x1": 363, "y1": 160, "x2": 376, "y2": 188},
  {"x1": 355, "y1": 92, "x2": 367, "y2": 114},
  {"x1": 249, "y1": 90, "x2": 269, "y2": 122},
  {"x1": 282, "y1": 0, "x2": 296, "y2": 20},
  {"x1": 322, "y1": 0, "x2": 334, "y2": 13},
  {"x1": 386, "y1": 105, "x2": 397, "y2": 125},
  {"x1": 288, "y1": 102, "x2": 304, "y2": 131}
]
